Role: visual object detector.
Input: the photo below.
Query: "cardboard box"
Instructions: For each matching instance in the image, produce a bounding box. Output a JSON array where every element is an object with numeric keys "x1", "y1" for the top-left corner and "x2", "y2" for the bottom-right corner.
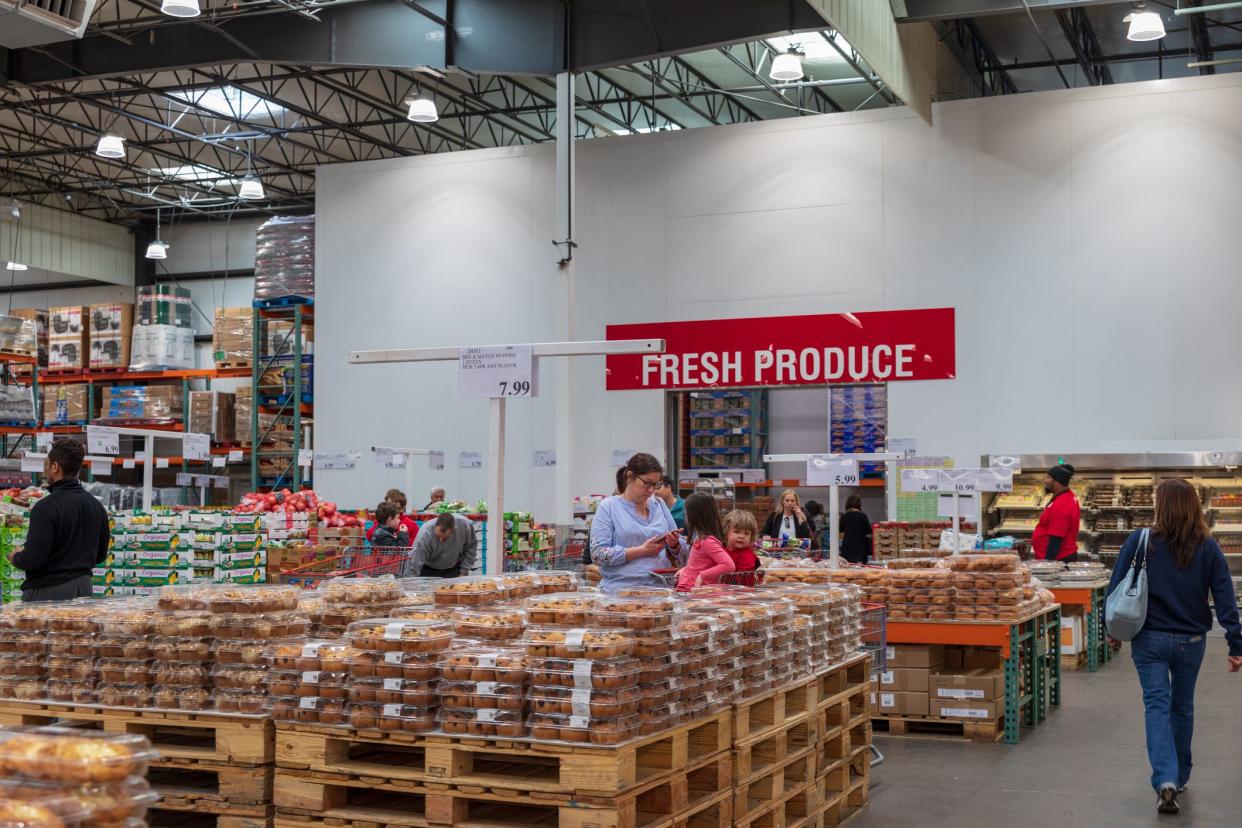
[
  {"x1": 189, "y1": 391, "x2": 236, "y2": 441},
  {"x1": 963, "y1": 647, "x2": 1003, "y2": 670},
  {"x1": 945, "y1": 647, "x2": 964, "y2": 671},
  {"x1": 213, "y1": 307, "x2": 253, "y2": 366},
  {"x1": 878, "y1": 667, "x2": 932, "y2": 693},
  {"x1": 932, "y1": 698, "x2": 1000, "y2": 720},
  {"x1": 41, "y1": 384, "x2": 91, "y2": 424},
  {"x1": 88, "y1": 303, "x2": 133, "y2": 369},
  {"x1": 874, "y1": 690, "x2": 929, "y2": 717},
  {"x1": 49, "y1": 306, "x2": 87, "y2": 336},
  {"x1": 100, "y1": 384, "x2": 183, "y2": 421},
  {"x1": 130, "y1": 324, "x2": 194, "y2": 371},
  {"x1": 885, "y1": 644, "x2": 946, "y2": 670},
  {"x1": 930, "y1": 669, "x2": 1004, "y2": 701},
  {"x1": 10, "y1": 309, "x2": 48, "y2": 367},
  {"x1": 1061, "y1": 616, "x2": 1084, "y2": 655},
  {"x1": 48, "y1": 334, "x2": 87, "y2": 370}
]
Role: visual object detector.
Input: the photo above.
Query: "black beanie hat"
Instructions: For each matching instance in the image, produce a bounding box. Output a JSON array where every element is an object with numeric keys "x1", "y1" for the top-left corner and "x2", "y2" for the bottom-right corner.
[{"x1": 1048, "y1": 463, "x2": 1074, "y2": 486}]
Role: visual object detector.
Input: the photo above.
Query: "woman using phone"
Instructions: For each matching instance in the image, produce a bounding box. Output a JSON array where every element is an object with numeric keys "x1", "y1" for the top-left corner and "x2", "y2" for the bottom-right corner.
[
  {"x1": 762, "y1": 489, "x2": 813, "y2": 541},
  {"x1": 590, "y1": 453, "x2": 688, "y2": 594}
]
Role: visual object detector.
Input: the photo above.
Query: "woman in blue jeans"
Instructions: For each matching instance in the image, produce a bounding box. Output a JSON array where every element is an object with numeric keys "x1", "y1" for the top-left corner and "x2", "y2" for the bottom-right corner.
[{"x1": 1108, "y1": 479, "x2": 1242, "y2": 815}]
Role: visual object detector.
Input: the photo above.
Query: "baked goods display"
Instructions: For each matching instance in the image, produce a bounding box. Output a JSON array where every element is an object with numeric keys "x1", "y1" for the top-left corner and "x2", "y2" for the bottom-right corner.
[
  {"x1": 595, "y1": 595, "x2": 677, "y2": 630},
  {"x1": 450, "y1": 607, "x2": 526, "y2": 641},
  {"x1": 433, "y1": 576, "x2": 506, "y2": 607},
  {"x1": 322, "y1": 576, "x2": 403, "y2": 606},
  {"x1": 438, "y1": 647, "x2": 529, "y2": 684},
  {"x1": 527, "y1": 711, "x2": 639, "y2": 745},
  {"x1": 345, "y1": 619, "x2": 455, "y2": 654},
  {"x1": 521, "y1": 627, "x2": 634, "y2": 660},
  {"x1": 0, "y1": 728, "x2": 156, "y2": 783}
]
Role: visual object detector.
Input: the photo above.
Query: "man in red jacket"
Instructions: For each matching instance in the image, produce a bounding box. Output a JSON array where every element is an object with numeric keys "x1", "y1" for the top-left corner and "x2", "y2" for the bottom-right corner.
[{"x1": 1033, "y1": 463, "x2": 1080, "y2": 561}]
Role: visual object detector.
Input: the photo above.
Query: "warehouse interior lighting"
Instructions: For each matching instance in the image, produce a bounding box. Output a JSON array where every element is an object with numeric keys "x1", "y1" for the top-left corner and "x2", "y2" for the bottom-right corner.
[
  {"x1": 5, "y1": 262, "x2": 27, "y2": 271},
  {"x1": 95, "y1": 134, "x2": 126, "y2": 159},
  {"x1": 238, "y1": 176, "x2": 265, "y2": 200},
  {"x1": 407, "y1": 96, "x2": 439, "y2": 123},
  {"x1": 1125, "y1": 8, "x2": 1166, "y2": 41},
  {"x1": 145, "y1": 241, "x2": 168, "y2": 260},
  {"x1": 160, "y1": 0, "x2": 200, "y2": 17},
  {"x1": 769, "y1": 48, "x2": 805, "y2": 82}
]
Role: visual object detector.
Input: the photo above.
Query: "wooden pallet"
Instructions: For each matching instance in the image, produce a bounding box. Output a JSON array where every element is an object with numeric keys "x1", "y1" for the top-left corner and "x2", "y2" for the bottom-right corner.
[
  {"x1": 820, "y1": 777, "x2": 869, "y2": 828},
  {"x1": 734, "y1": 780, "x2": 820, "y2": 828},
  {"x1": 1061, "y1": 651, "x2": 1088, "y2": 671},
  {"x1": 732, "y1": 676, "x2": 819, "y2": 743},
  {"x1": 814, "y1": 656, "x2": 871, "y2": 711},
  {"x1": 150, "y1": 807, "x2": 274, "y2": 828},
  {"x1": 871, "y1": 713, "x2": 1003, "y2": 743},
  {"x1": 276, "y1": 711, "x2": 731, "y2": 798},
  {"x1": 0, "y1": 702, "x2": 273, "y2": 764},
  {"x1": 215, "y1": 361, "x2": 254, "y2": 371},
  {"x1": 733, "y1": 713, "x2": 824, "y2": 784},
  {"x1": 148, "y1": 760, "x2": 274, "y2": 808},
  {"x1": 732, "y1": 749, "x2": 816, "y2": 825},
  {"x1": 274, "y1": 750, "x2": 731, "y2": 828},
  {"x1": 846, "y1": 715, "x2": 871, "y2": 753}
]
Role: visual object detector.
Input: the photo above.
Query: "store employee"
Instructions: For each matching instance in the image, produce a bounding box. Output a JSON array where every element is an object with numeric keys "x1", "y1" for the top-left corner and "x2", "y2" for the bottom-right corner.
[{"x1": 1032, "y1": 463, "x2": 1081, "y2": 562}]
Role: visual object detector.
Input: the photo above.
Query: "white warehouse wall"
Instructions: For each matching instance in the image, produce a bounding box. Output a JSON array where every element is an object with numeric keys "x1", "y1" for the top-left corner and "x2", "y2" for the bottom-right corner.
[{"x1": 315, "y1": 73, "x2": 1242, "y2": 514}]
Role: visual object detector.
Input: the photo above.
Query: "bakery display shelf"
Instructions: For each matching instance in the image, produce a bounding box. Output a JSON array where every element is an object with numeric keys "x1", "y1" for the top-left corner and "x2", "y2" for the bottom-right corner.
[
  {"x1": 0, "y1": 700, "x2": 273, "y2": 764},
  {"x1": 884, "y1": 605, "x2": 1062, "y2": 745}
]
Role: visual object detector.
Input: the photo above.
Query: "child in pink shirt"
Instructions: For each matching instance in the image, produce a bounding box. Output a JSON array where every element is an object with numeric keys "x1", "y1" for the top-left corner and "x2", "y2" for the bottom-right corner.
[{"x1": 676, "y1": 492, "x2": 735, "y2": 592}]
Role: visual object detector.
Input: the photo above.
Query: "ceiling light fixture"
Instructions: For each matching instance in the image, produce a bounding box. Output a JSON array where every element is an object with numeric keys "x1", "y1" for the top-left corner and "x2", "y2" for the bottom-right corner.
[
  {"x1": 1125, "y1": 5, "x2": 1166, "y2": 41},
  {"x1": 769, "y1": 48, "x2": 805, "y2": 82},
  {"x1": 95, "y1": 134, "x2": 126, "y2": 159},
  {"x1": 146, "y1": 209, "x2": 169, "y2": 260},
  {"x1": 238, "y1": 176, "x2": 265, "y2": 200},
  {"x1": 407, "y1": 96, "x2": 439, "y2": 123},
  {"x1": 159, "y1": 0, "x2": 200, "y2": 17},
  {"x1": 5, "y1": 262, "x2": 27, "y2": 272}
]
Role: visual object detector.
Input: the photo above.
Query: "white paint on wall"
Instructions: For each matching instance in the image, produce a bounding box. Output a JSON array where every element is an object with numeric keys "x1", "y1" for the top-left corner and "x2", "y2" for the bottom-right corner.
[{"x1": 308, "y1": 72, "x2": 1242, "y2": 512}]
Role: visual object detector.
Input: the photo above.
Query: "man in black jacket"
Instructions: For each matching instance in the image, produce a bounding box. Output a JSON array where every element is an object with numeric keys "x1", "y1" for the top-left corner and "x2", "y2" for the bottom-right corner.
[{"x1": 8, "y1": 439, "x2": 110, "y2": 601}]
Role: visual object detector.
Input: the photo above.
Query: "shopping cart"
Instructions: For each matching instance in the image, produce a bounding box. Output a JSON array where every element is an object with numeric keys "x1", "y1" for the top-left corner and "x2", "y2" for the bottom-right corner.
[
  {"x1": 858, "y1": 601, "x2": 887, "y2": 767},
  {"x1": 503, "y1": 540, "x2": 587, "y2": 574},
  {"x1": 278, "y1": 545, "x2": 411, "y2": 589}
]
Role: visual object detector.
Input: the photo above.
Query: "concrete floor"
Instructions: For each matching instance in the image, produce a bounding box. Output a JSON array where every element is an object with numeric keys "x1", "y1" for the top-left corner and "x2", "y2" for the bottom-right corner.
[{"x1": 855, "y1": 637, "x2": 1241, "y2": 827}]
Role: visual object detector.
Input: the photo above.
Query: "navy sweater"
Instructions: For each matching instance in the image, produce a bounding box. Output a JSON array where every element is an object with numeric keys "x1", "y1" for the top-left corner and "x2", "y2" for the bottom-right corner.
[{"x1": 1107, "y1": 530, "x2": 1242, "y2": 656}]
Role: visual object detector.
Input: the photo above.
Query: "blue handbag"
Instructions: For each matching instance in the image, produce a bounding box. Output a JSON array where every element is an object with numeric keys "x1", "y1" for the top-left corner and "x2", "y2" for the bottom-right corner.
[{"x1": 1105, "y1": 528, "x2": 1150, "y2": 641}]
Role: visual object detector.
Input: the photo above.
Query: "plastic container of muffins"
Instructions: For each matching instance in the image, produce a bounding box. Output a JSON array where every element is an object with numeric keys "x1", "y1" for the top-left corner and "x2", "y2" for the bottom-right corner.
[
  {"x1": 351, "y1": 702, "x2": 438, "y2": 733},
  {"x1": 450, "y1": 607, "x2": 527, "y2": 640},
  {"x1": 204, "y1": 585, "x2": 301, "y2": 614},
  {"x1": 271, "y1": 696, "x2": 349, "y2": 726},
  {"x1": 322, "y1": 575, "x2": 402, "y2": 606},
  {"x1": 95, "y1": 660, "x2": 150, "y2": 685},
  {"x1": 211, "y1": 665, "x2": 267, "y2": 691},
  {"x1": 150, "y1": 612, "x2": 211, "y2": 639},
  {"x1": 45, "y1": 679, "x2": 96, "y2": 704},
  {"x1": 211, "y1": 689, "x2": 266, "y2": 715},
  {"x1": 46, "y1": 633, "x2": 94, "y2": 658},
  {"x1": 635, "y1": 654, "x2": 675, "y2": 684},
  {"x1": 92, "y1": 635, "x2": 147, "y2": 660},
  {"x1": 346, "y1": 619, "x2": 455, "y2": 654},
  {"x1": 96, "y1": 684, "x2": 151, "y2": 708},
  {"x1": 151, "y1": 663, "x2": 209, "y2": 688},
  {"x1": 522, "y1": 626, "x2": 634, "y2": 660},
  {"x1": 42, "y1": 603, "x2": 101, "y2": 634},
  {"x1": 2, "y1": 679, "x2": 45, "y2": 701},
  {"x1": 433, "y1": 576, "x2": 507, "y2": 607},
  {"x1": 351, "y1": 678, "x2": 440, "y2": 706},
  {"x1": 389, "y1": 606, "x2": 450, "y2": 622},
  {"x1": 349, "y1": 650, "x2": 441, "y2": 681},
  {"x1": 264, "y1": 670, "x2": 349, "y2": 698},
  {"x1": 148, "y1": 637, "x2": 213, "y2": 664},
  {"x1": 526, "y1": 656, "x2": 641, "y2": 690},
  {"x1": 438, "y1": 707, "x2": 525, "y2": 738},
  {"x1": 156, "y1": 585, "x2": 212, "y2": 611},
  {"x1": 529, "y1": 685, "x2": 640, "y2": 718},
  {"x1": 527, "y1": 712, "x2": 638, "y2": 745},
  {"x1": 268, "y1": 641, "x2": 357, "y2": 673},
  {"x1": 630, "y1": 627, "x2": 674, "y2": 659},
  {"x1": 638, "y1": 703, "x2": 681, "y2": 735},
  {"x1": 0, "y1": 630, "x2": 46, "y2": 657},
  {"x1": 0, "y1": 727, "x2": 158, "y2": 783},
  {"x1": 46, "y1": 657, "x2": 94, "y2": 682},
  {"x1": 0, "y1": 777, "x2": 94, "y2": 826},
  {"x1": 438, "y1": 680, "x2": 526, "y2": 710},
  {"x1": 513, "y1": 569, "x2": 582, "y2": 595},
  {"x1": 214, "y1": 639, "x2": 275, "y2": 666},
  {"x1": 152, "y1": 685, "x2": 211, "y2": 711},
  {"x1": 212, "y1": 612, "x2": 310, "y2": 641},
  {"x1": 594, "y1": 595, "x2": 677, "y2": 630},
  {"x1": 438, "y1": 646, "x2": 529, "y2": 684},
  {"x1": 522, "y1": 592, "x2": 597, "y2": 625},
  {"x1": 319, "y1": 603, "x2": 403, "y2": 631},
  {"x1": 944, "y1": 553, "x2": 1020, "y2": 573}
]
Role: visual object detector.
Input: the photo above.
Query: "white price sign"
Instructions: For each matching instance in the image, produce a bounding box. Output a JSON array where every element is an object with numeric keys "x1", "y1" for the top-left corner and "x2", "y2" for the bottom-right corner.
[
  {"x1": 940, "y1": 470, "x2": 977, "y2": 494},
  {"x1": 176, "y1": 473, "x2": 193, "y2": 486},
  {"x1": 20, "y1": 453, "x2": 45, "y2": 473},
  {"x1": 807, "y1": 455, "x2": 859, "y2": 487},
  {"x1": 183, "y1": 432, "x2": 210, "y2": 461},
  {"x1": 155, "y1": 458, "x2": 170, "y2": 469},
  {"x1": 427, "y1": 451, "x2": 444, "y2": 471},
  {"x1": 85, "y1": 456, "x2": 112, "y2": 476},
  {"x1": 228, "y1": 449, "x2": 244, "y2": 462},
  {"x1": 122, "y1": 459, "x2": 135, "y2": 470},
  {"x1": 374, "y1": 449, "x2": 406, "y2": 469},
  {"x1": 35, "y1": 432, "x2": 52, "y2": 451},
  {"x1": 888, "y1": 437, "x2": 918, "y2": 458},
  {"x1": 459, "y1": 451, "x2": 482, "y2": 469},
  {"x1": 900, "y1": 469, "x2": 940, "y2": 492},
  {"x1": 315, "y1": 452, "x2": 357, "y2": 471},
  {"x1": 298, "y1": 449, "x2": 314, "y2": 469},
  {"x1": 533, "y1": 449, "x2": 556, "y2": 468},
  {"x1": 458, "y1": 345, "x2": 535, "y2": 399},
  {"x1": 974, "y1": 469, "x2": 1014, "y2": 493},
  {"x1": 86, "y1": 426, "x2": 120, "y2": 456},
  {"x1": 212, "y1": 456, "x2": 227, "y2": 468},
  {"x1": 989, "y1": 455, "x2": 1022, "y2": 472}
]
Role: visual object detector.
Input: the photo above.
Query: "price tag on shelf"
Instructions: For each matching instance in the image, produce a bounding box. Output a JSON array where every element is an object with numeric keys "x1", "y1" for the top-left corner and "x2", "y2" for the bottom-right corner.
[
  {"x1": 35, "y1": 432, "x2": 52, "y2": 451},
  {"x1": 807, "y1": 455, "x2": 859, "y2": 487},
  {"x1": 315, "y1": 452, "x2": 356, "y2": 471},
  {"x1": 298, "y1": 449, "x2": 314, "y2": 469},
  {"x1": 214, "y1": 476, "x2": 229, "y2": 489},
  {"x1": 459, "y1": 451, "x2": 482, "y2": 469},
  {"x1": 427, "y1": 450, "x2": 444, "y2": 471},
  {"x1": 86, "y1": 457, "x2": 112, "y2": 477},
  {"x1": 974, "y1": 469, "x2": 1014, "y2": 493},
  {"x1": 939, "y1": 469, "x2": 977, "y2": 494},
  {"x1": 212, "y1": 456, "x2": 226, "y2": 468},
  {"x1": 20, "y1": 453, "x2": 45, "y2": 473},
  {"x1": 989, "y1": 455, "x2": 1022, "y2": 472},
  {"x1": 194, "y1": 475, "x2": 210, "y2": 487},
  {"x1": 458, "y1": 345, "x2": 535, "y2": 399},
  {"x1": 228, "y1": 449, "x2": 244, "y2": 462},
  {"x1": 134, "y1": 452, "x2": 146, "y2": 462},
  {"x1": 155, "y1": 458, "x2": 170, "y2": 469},
  {"x1": 533, "y1": 449, "x2": 557, "y2": 468},
  {"x1": 122, "y1": 459, "x2": 135, "y2": 470},
  {"x1": 176, "y1": 473, "x2": 193, "y2": 486},
  {"x1": 900, "y1": 469, "x2": 940, "y2": 492},
  {"x1": 183, "y1": 432, "x2": 210, "y2": 461},
  {"x1": 86, "y1": 426, "x2": 119, "y2": 456},
  {"x1": 888, "y1": 437, "x2": 918, "y2": 458}
]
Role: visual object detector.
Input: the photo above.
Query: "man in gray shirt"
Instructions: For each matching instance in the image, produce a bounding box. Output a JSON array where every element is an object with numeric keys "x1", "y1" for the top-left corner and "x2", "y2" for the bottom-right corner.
[{"x1": 409, "y1": 513, "x2": 477, "y2": 577}]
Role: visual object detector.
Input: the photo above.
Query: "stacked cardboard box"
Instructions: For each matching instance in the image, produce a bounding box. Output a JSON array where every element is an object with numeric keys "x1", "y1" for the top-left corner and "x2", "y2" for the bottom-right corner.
[
  {"x1": 87, "y1": 303, "x2": 134, "y2": 370},
  {"x1": 48, "y1": 306, "x2": 88, "y2": 371},
  {"x1": 930, "y1": 654, "x2": 1005, "y2": 719},
  {"x1": 871, "y1": 644, "x2": 943, "y2": 717},
  {"x1": 189, "y1": 390, "x2": 236, "y2": 441},
  {"x1": 130, "y1": 324, "x2": 194, "y2": 371},
  {"x1": 99, "y1": 384, "x2": 183, "y2": 423},
  {"x1": 41, "y1": 384, "x2": 92, "y2": 424},
  {"x1": 213, "y1": 307, "x2": 253, "y2": 367}
]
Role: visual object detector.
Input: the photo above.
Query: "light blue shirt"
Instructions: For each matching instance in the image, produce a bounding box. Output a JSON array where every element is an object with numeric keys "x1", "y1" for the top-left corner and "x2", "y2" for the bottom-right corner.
[{"x1": 590, "y1": 494, "x2": 689, "y2": 594}]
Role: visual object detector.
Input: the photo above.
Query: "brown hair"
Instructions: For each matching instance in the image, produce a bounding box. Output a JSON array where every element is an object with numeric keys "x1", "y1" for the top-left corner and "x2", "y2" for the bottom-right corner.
[
  {"x1": 1153, "y1": 479, "x2": 1209, "y2": 570},
  {"x1": 616, "y1": 453, "x2": 663, "y2": 494},
  {"x1": 724, "y1": 509, "x2": 758, "y2": 538},
  {"x1": 845, "y1": 494, "x2": 863, "y2": 511},
  {"x1": 684, "y1": 493, "x2": 725, "y2": 545},
  {"x1": 385, "y1": 489, "x2": 407, "y2": 512},
  {"x1": 375, "y1": 501, "x2": 399, "y2": 524}
]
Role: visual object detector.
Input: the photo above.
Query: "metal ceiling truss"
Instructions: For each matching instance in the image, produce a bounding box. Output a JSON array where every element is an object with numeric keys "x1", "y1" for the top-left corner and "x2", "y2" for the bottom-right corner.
[
  {"x1": 1185, "y1": 0, "x2": 1217, "y2": 75},
  {"x1": 718, "y1": 40, "x2": 845, "y2": 115},
  {"x1": 938, "y1": 18, "x2": 1020, "y2": 97},
  {"x1": 1053, "y1": 7, "x2": 1114, "y2": 86}
]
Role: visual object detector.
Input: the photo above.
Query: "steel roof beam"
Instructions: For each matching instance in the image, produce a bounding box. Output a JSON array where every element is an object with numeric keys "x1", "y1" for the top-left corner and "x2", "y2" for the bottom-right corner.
[
  {"x1": 1185, "y1": 0, "x2": 1216, "y2": 74},
  {"x1": 893, "y1": 0, "x2": 1121, "y2": 22},
  {"x1": 1054, "y1": 7, "x2": 1114, "y2": 85},
  {"x1": 938, "y1": 19, "x2": 1019, "y2": 95}
]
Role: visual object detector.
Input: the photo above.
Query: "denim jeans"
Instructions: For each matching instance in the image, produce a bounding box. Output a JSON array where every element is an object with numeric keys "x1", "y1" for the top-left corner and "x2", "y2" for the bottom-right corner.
[{"x1": 1131, "y1": 631, "x2": 1207, "y2": 791}]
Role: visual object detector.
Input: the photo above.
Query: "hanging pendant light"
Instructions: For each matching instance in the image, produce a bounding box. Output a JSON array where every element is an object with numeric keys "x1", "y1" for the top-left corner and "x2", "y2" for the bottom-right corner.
[
  {"x1": 1125, "y1": 5, "x2": 1165, "y2": 41},
  {"x1": 407, "y1": 96, "x2": 439, "y2": 123},
  {"x1": 146, "y1": 208, "x2": 169, "y2": 260},
  {"x1": 95, "y1": 134, "x2": 125, "y2": 159},
  {"x1": 769, "y1": 48, "x2": 805, "y2": 82},
  {"x1": 238, "y1": 176, "x2": 265, "y2": 200},
  {"x1": 5, "y1": 262, "x2": 28, "y2": 271},
  {"x1": 160, "y1": 0, "x2": 200, "y2": 17}
]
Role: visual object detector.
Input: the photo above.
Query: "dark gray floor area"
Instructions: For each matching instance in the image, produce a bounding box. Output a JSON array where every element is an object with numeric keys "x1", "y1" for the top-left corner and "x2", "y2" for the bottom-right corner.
[{"x1": 855, "y1": 637, "x2": 1241, "y2": 827}]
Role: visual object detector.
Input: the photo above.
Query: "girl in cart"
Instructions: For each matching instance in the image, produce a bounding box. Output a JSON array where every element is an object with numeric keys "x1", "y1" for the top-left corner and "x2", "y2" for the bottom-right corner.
[
  {"x1": 675, "y1": 493, "x2": 735, "y2": 591},
  {"x1": 722, "y1": 509, "x2": 761, "y2": 586}
]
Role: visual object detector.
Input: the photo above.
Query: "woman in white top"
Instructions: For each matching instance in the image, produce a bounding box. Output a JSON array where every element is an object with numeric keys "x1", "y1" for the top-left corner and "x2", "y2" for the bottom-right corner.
[{"x1": 761, "y1": 489, "x2": 813, "y2": 541}]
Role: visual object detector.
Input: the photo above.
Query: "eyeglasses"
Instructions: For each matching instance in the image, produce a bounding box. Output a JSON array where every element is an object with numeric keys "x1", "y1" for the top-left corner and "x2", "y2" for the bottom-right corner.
[{"x1": 636, "y1": 476, "x2": 662, "y2": 490}]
